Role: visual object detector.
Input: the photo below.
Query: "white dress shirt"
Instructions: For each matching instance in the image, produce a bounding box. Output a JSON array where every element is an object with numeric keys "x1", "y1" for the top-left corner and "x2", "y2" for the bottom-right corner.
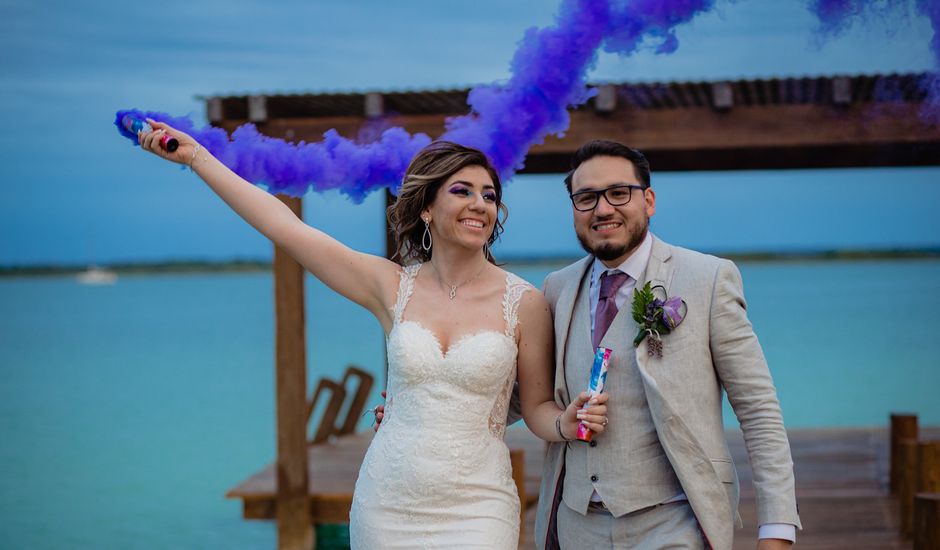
[{"x1": 585, "y1": 231, "x2": 795, "y2": 542}]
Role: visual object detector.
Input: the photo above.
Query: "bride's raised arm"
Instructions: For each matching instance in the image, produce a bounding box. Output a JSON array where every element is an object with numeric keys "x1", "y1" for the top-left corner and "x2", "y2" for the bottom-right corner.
[{"x1": 139, "y1": 120, "x2": 401, "y2": 329}]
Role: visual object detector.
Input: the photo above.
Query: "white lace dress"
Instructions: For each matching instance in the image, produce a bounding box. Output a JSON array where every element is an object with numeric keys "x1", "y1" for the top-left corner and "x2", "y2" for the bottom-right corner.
[{"x1": 349, "y1": 263, "x2": 532, "y2": 549}]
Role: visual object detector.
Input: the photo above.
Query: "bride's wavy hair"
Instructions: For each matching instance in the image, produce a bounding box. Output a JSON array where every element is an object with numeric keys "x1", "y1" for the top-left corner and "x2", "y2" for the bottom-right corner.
[{"x1": 387, "y1": 141, "x2": 507, "y2": 265}]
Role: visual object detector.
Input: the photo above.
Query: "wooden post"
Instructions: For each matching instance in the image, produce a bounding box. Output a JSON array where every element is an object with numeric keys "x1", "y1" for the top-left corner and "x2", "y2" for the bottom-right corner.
[
  {"x1": 891, "y1": 413, "x2": 919, "y2": 494},
  {"x1": 510, "y1": 448, "x2": 526, "y2": 546},
  {"x1": 274, "y1": 195, "x2": 313, "y2": 550},
  {"x1": 899, "y1": 438, "x2": 919, "y2": 537},
  {"x1": 914, "y1": 493, "x2": 940, "y2": 550},
  {"x1": 917, "y1": 441, "x2": 940, "y2": 493}
]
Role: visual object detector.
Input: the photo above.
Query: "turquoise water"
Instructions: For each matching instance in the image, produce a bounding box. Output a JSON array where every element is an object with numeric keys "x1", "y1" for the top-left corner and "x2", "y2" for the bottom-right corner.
[{"x1": 2, "y1": 259, "x2": 939, "y2": 548}]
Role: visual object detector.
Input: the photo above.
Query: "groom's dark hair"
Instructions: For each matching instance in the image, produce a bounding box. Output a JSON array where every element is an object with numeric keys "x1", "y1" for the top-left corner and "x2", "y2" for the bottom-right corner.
[{"x1": 563, "y1": 140, "x2": 651, "y2": 192}]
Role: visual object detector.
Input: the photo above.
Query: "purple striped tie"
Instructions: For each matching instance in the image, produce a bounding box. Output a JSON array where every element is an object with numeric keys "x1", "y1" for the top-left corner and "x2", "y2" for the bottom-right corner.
[{"x1": 593, "y1": 271, "x2": 630, "y2": 349}]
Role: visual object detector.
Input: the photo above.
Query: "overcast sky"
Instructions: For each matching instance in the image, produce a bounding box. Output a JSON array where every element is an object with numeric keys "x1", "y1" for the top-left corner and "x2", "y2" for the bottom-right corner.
[{"x1": 0, "y1": 0, "x2": 937, "y2": 265}]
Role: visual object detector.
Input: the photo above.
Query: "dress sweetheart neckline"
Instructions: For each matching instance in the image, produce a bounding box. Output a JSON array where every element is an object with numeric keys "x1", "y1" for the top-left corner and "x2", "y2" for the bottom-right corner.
[{"x1": 391, "y1": 319, "x2": 515, "y2": 359}]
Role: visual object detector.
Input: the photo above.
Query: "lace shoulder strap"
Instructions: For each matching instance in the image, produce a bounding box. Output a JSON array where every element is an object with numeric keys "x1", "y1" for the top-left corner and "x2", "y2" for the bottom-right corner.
[
  {"x1": 502, "y1": 272, "x2": 534, "y2": 338},
  {"x1": 392, "y1": 263, "x2": 422, "y2": 324}
]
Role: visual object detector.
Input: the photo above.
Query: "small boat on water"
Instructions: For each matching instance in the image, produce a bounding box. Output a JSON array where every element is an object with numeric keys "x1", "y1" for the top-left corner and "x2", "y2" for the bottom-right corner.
[{"x1": 77, "y1": 265, "x2": 118, "y2": 285}]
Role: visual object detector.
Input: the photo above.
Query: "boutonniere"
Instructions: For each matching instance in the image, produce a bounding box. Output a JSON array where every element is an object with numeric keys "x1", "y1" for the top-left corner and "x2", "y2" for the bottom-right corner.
[{"x1": 631, "y1": 282, "x2": 687, "y2": 358}]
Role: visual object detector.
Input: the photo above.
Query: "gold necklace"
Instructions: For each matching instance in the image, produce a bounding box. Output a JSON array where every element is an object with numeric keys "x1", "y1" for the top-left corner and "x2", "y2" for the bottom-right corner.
[{"x1": 431, "y1": 262, "x2": 487, "y2": 300}]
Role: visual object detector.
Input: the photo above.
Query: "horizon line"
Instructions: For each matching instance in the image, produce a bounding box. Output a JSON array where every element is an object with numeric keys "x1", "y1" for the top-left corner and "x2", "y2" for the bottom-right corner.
[{"x1": 2, "y1": 246, "x2": 939, "y2": 277}]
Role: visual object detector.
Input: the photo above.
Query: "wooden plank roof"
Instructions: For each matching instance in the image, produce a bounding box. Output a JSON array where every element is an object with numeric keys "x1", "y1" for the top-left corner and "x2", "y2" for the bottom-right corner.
[
  {"x1": 205, "y1": 73, "x2": 940, "y2": 172},
  {"x1": 208, "y1": 73, "x2": 933, "y2": 119}
]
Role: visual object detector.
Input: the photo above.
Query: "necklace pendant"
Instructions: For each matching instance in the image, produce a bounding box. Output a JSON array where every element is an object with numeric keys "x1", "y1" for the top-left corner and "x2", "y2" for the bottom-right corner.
[{"x1": 449, "y1": 286, "x2": 457, "y2": 300}]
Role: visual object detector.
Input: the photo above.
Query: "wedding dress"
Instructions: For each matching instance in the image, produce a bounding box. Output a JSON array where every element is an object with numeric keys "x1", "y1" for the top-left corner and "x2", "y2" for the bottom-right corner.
[{"x1": 349, "y1": 263, "x2": 532, "y2": 549}]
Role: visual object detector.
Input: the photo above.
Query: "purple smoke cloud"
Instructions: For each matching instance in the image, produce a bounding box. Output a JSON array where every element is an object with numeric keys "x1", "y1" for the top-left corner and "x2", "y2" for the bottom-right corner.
[
  {"x1": 441, "y1": 0, "x2": 715, "y2": 176},
  {"x1": 118, "y1": 0, "x2": 938, "y2": 201},
  {"x1": 114, "y1": 108, "x2": 431, "y2": 203},
  {"x1": 916, "y1": 0, "x2": 940, "y2": 122},
  {"x1": 117, "y1": 0, "x2": 716, "y2": 201},
  {"x1": 809, "y1": 0, "x2": 940, "y2": 123}
]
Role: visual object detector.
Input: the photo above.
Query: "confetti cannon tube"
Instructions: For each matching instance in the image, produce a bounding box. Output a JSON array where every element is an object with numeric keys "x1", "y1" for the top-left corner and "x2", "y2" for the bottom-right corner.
[
  {"x1": 576, "y1": 347, "x2": 612, "y2": 442},
  {"x1": 121, "y1": 114, "x2": 178, "y2": 152}
]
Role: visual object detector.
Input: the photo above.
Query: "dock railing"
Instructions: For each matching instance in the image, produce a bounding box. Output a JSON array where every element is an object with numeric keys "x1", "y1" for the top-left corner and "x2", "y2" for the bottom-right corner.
[{"x1": 889, "y1": 412, "x2": 940, "y2": 547}]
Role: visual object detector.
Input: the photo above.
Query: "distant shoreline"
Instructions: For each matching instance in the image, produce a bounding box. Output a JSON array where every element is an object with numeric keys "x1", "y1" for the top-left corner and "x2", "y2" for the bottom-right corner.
[
  {"x1": 0, "y1": 260, "x2": 272, "y2": 278},
  {"x1": 2, "y1": 247, "x2": 939, "y2": 277}
]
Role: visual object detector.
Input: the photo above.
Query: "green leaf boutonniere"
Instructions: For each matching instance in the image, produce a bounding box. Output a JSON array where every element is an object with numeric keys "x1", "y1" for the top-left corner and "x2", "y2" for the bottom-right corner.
[{"x1": 631, "y1": 282, "x2": 687, "y2": 358}]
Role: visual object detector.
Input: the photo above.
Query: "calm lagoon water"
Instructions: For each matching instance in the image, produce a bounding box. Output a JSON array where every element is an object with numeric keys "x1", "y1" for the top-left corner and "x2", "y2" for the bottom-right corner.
[{"x1": 2, "y1": 258, "x2": 939, "y2": 548}]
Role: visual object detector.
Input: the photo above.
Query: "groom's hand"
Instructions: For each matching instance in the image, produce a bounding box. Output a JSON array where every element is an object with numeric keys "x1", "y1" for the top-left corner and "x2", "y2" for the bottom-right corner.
[
  {"x1": 564, "y1": 391, "x2": 610, "y2": 437},
  {"x1": 757, "y1": 539, "x2": 793, "y2": 549},
  {"x1": 372, "y1": 391, "x2": 387, "y2": 432}
]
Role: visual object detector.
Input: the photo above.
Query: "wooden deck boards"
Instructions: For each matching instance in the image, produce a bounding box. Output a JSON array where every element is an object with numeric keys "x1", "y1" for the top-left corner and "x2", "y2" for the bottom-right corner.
[
  {"x1": 727, "y1": 427, "x2": 938, "y2": 550},
  {"x1": 226, "y1": 426, "x2": 940, "y2": 549}
]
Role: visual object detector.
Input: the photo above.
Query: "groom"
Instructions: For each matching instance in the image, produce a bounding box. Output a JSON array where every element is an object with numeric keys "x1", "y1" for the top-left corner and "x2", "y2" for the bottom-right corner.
[{"x1": 534, "y1": 140, "x2": 800, "y2": 549}]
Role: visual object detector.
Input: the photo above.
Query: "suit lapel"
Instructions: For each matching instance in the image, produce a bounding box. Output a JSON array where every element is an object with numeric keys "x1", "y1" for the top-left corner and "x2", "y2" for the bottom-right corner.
[
  {"x1": 641, "y1": 235, "x2": 674, "y2": 295},
  {"x1": 634, "y1": 236, "x2": 675, "y2": 379},
  {"x1": 634, "y1": 235, "x2": 683, "y2": 420}
]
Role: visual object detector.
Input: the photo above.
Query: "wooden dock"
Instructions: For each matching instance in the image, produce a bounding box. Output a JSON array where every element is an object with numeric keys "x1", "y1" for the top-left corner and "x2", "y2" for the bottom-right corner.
[
  {"x1": 226, "y1": 428, "x2": 546, "y2": 525},
  {"x1": 727, "y1": 426, "x2": 939, "y2": 550},
  {"x1": 227, "y1": 426, "x2": 940, "y2": 549}
]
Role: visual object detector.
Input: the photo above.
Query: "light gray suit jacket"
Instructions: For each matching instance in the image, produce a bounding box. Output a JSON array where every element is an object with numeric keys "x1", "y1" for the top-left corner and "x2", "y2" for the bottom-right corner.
[{"x1": 533, "y1": 236, "x2": 801, "y2": 550}]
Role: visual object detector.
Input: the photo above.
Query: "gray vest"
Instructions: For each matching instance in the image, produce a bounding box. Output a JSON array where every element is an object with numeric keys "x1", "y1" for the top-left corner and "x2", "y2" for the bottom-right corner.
[{"x1": 562, "y1": 268, "x2": 683, "y2": 517}]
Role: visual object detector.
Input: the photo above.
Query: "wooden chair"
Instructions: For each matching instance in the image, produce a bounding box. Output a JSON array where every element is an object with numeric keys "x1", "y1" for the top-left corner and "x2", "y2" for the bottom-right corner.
[
  {"x1": 307, "y1": 365, "x2": 375, "y2": 444},
  {"x1": 335, "y1": 366, "x2": 374, "y2": 437},
  {"x1": 307, "y1": 379, "x2": 346, "y2": 444}
]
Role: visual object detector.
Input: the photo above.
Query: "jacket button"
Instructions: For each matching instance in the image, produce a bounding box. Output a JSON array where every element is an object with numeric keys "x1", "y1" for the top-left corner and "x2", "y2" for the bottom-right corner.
[
  {"x1": 590, "y1": 475, "x2": 598, "y2": 482},
  {"x1": 589, "y1": 440, "x2": 597, "y2": 447}
]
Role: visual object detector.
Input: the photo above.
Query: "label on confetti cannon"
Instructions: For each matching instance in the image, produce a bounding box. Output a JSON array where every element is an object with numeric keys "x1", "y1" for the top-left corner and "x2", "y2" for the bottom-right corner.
[
  {"x1": 121, "y1": 115, "x2": 179, "y2": 152},
  {"x1": 576, "y1": 346, "x2": 612, "y2": 442}
]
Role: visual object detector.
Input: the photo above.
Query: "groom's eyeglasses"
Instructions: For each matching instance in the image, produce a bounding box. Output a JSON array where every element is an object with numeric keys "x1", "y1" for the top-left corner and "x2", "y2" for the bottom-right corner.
[{"x1": 569, "y1": 184, "x2": 646, "y2": 212}]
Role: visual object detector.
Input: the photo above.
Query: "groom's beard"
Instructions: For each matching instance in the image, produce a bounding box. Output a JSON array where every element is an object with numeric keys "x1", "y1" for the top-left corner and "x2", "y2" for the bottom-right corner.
[{"x1": 577, "y1": 216, "x2": 649, "y2": 262}]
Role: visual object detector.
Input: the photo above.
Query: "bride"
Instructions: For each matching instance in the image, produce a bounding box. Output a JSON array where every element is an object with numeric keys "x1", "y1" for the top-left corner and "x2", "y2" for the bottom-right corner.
[{"x1": 137, "y1": 123, "x2": 609, "y2": 548}]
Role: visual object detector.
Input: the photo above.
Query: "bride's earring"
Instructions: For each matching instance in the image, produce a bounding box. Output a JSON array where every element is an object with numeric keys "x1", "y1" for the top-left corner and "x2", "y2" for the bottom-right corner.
[{"x1": 422, "y1": 217, "x2": 432, "y2": 252}]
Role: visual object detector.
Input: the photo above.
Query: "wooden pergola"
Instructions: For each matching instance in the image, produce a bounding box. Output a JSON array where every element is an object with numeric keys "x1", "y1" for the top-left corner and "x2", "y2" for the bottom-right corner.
[
  {"x1": 209, "y1": 73, "x2": 940, "y2": 173},
  {"x1": 207, "y1": 73, "x2": 940, "y2": 549}
]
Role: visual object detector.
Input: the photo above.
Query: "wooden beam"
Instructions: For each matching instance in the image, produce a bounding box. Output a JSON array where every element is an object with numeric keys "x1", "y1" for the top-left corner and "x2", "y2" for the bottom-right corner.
[
  {"x1": 273, "y1": 195, "x2": 313, "y2": 550},
  {"x1": 248, "y1": 95, "x2": 268, "y2": 123},
  {"x1": 899, "y1": 438, "x2": 919, "y2": 537},
  {"x1": 918, "y1": 440, "x2": 940, "y2": 493},
  {"x1": 207, "y1": 98, "x2": 223, "y2": 124},
  {"x1": 711, "y1": 82, "x2": 733, "y2": 110},
  {"x1": 914, "y1": 493, "x2": 940, "y2": 550},
  {"x1": 222, "y1": 100, "x2": 940, "y2": 173},
  {"x1": 892, "y1": 414, "x2": 919, "y2": 494},
  {"x1": 594, "y1": 84, "x2": 617, "y2": 113},
  {"x1": 364, "y1": 92, "x2": 384, "y2": 118}
]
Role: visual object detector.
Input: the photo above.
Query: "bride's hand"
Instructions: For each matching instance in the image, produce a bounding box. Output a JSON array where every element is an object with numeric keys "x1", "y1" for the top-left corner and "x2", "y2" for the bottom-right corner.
[
  {"x1": 138, "y1": 119, "x2": 200, "y2": 167},
  {"x1": 563, "y1": 391, "x2": 609, "y2": 438}
]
